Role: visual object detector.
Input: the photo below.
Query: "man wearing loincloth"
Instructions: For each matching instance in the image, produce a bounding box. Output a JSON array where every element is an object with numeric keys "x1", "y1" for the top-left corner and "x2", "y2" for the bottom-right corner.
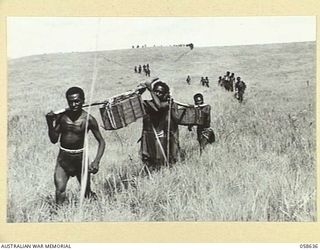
[
  {"x1": 46, "y1": 87, "x2": 105, "y2": 205},
  {"x1": 138, "y1": 79, "x2": 180, "y2": 172}
]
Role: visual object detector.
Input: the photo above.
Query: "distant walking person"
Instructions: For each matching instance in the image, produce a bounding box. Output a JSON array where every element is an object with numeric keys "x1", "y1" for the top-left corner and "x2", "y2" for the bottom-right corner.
[
  {"x1": 223, "y1": 71, "x2": 231, "y2": 91},
  {"x1": 218, "y1": 76, "x2": 223, "y2": 86},
  {"x1": 235, "y1": 77, "x2": 247, "y2": 103},
  {"x1": 205, "y1": 77, "x2": 209, "y2": 87},
  {"x1": 146, "y1": 64, "x2": 150, "y2": 77},
  {"x1": 45, "y1": 87, "x2": 106, "y2": 205},
  {"x1": 186, "y1": 75, "x2": 191, "y2": 85},
  {"x1": 138, "y1": 65, "x2": 142, "y2": 74},
  {"x1": 144, "y1": 65, "x2": 149, "y2": 76},
  {"x1": 188, "y1": 93, "x2": 215, "y2": 154},
  {"x1": 200, "y1": 77, "x2": 205, "y2": 86},
  {"x1": 230, "y1": 73, "x2": 235, "y2": 92},
  {"x1": 134, "y1": 66, "x2": 137, "y2": 73},
  {"x1": 143, "y1": 64, "x2": 147, "y2": 75}
]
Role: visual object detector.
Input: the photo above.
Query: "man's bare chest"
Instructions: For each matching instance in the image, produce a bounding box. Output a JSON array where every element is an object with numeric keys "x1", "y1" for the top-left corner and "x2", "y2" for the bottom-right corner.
[{"x1": 60, "y1": 115, "x2": 87, "y2": 134}]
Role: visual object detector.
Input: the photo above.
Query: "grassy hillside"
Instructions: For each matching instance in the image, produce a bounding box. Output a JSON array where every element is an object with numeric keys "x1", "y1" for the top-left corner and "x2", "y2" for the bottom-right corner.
[{"x1": 7, "y1": 42, "x2": 316, "y2": 222}]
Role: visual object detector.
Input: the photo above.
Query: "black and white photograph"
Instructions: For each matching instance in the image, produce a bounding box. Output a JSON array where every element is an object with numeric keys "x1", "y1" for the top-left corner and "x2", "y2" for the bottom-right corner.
[{"x1": 7, "y1": 16, "x2": 316, "y2": 223}]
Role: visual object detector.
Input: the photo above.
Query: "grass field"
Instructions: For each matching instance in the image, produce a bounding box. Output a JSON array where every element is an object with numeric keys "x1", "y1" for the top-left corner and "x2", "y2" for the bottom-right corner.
[{"x1": 7, "y1": 41, "x2": 316, "y2": 222}]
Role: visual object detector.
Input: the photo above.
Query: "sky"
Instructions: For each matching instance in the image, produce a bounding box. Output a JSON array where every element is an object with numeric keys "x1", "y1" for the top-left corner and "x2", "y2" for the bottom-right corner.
[{"x1": 7, "y1": 16, "x2": 316, "y2": 59}]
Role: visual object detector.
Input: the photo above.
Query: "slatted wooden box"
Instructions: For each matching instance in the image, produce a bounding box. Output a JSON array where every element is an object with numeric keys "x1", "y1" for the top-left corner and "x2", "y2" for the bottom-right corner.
[
  {"x1": 177, "y1": 105, "x2": 210, "y2": 126},
  {"x1": 100, "y1": 93, "x2": 145, "y2": 130}
]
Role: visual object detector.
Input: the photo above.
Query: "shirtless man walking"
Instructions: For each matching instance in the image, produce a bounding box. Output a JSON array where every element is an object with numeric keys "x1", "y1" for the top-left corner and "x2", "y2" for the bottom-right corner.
[{"x1": 46, "y1": 87, "x2": 105, "y2": 204}]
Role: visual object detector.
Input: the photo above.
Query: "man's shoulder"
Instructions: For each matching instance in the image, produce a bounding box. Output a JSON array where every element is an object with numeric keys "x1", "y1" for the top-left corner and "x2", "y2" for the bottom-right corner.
[
  {"x1": 86, "y1": 112, "x2": 98, "y2": 121},
  {"x1": 144, "y1": 99, "x2": 157, "y2": 110},
  {"x1": 77, "y1": 110, "x2": 97, "y2": 122},
  {"x1": 77, "y1": 110, "x2": 87, "y2": 118},
  {"x1": 86, "y1": 113, "x2": 99, "y2": 128},
  {"x1": 58, "y1": 111, "x2": 69, "y2": 122},
  {"x1": 200, "y1": 104, "x2": 211, "y2": 112}
]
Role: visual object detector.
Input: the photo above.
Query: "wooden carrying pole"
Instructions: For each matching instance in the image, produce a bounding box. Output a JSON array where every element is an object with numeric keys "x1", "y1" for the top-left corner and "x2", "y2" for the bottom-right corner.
[{"x1": 52, "y1": 86, "x2": 146, "y2": 115}]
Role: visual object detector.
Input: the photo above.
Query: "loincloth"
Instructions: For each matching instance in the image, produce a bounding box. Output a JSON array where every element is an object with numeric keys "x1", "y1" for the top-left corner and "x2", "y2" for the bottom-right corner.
[{"x1": 57, "y1": 147, "x2": 85, "y2": 177}]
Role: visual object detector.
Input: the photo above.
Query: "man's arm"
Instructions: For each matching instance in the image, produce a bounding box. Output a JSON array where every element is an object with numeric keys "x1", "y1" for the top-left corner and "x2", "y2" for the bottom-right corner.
[
  {"x1": 149, "y1": 89, "x2": 170, "y2": 110},
  {"x1": 88, "y1": 116, "x2": 106, "y2": 174},
  {"x1": 170, "y1": 101, "x2": 180, "y2": 124},
  {"x1": 204, "y1": 105, "x2": 211, "y2": 126},
  {"x1": 136, "y1": 85, "x2": 147, "y2": 95},
  {"x1": 46, "y1": 111, "x2": 60, "y2": 144},
  {"x1": 144, "y1": 79, "x2": 169, "y2": 110}
]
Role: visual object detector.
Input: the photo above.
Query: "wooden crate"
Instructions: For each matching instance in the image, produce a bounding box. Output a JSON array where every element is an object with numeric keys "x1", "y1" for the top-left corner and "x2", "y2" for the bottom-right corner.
[
  {"x1": 177, "y1": 105, "x2": 209, "y2": 126},
  {"x1": 100, "y1": 94, "x2": 145, "y2": 130}
]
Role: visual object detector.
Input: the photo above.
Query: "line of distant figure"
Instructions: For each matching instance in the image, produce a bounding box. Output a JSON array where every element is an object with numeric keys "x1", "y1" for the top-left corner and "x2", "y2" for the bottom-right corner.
[
  {"x1": 200, "y1": 77, "x2": 210, "y2": 87},
  {"x1": 218, "y1": 71, "x2": 247, "y2": 103},
  {"x1": 186, "y1": 75, "x2": 210, "y2": 87},
  {"x1": 131, "y1": 43, "x2": 194, "y2": 50},
  {"x1": 184, "y1": 72, "x2": 247, "y2": 103},
  {"x1": 132, "y1": 45, "x2": 148, "y2": 49},
  {"x1": 134, "y1": 64, "x2": 151, "y2": 77}
]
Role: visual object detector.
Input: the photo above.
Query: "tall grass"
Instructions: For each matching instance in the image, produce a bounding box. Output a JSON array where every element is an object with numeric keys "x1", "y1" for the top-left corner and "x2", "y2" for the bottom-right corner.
[{"x1": 7, "y1": 42, "x2": 316, "y2": 222}]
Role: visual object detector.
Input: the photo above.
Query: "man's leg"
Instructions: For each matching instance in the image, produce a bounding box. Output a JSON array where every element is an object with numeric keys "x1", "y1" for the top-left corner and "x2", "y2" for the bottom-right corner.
[
  {"x1": 199, "y1": 141, "x2": 203, "y2": 155},
  {"x1": 54, "y1": 163, "x2": 70, "y2": 205},
  {"x1": 239, "y1": 92, "x2": 243, "y2": 103},
  {"x1": 76, "y1": 172, "x2": 97, "y2": 199},
  {"x1": 142, "y1": 155, "x2": 158, "y2": 174},
  {"x1": 200, "y1": 138, "x2": 208, "y2": 155}
]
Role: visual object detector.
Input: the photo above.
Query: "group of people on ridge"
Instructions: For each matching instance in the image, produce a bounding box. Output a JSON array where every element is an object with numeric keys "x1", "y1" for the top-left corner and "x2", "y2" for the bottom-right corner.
[
  {"x1": 134, "y1": 64, "x2": 151, "y2": 77},
  {"x1": 200, "y1": 76, "x2": 210, "y2": 87},
  {"x1": 218, "y1": 71, "x2": 247, "y2": 103}
]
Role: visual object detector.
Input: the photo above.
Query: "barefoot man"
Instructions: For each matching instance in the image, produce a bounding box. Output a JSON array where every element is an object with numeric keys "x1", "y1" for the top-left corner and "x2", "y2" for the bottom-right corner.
[{"x1": 46, "y1": 87, "x2": 105, "y2": 204}]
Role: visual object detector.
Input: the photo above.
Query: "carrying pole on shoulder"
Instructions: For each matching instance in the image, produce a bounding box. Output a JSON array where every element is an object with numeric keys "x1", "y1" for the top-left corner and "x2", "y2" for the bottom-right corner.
[
  {"x1": 52, "y1": 101, "x2": 107, "y2": 115},
  {"x1": 52, "y1": 86, "x2": 146, "y2": 115}
]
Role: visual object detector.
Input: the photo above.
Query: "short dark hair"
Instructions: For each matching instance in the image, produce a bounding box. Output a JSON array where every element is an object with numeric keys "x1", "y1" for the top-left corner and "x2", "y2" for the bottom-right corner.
[
  {"x1": 153, "y1": 81, "x2": 170, "y2": 94},
  {"x1": 66, "y1": 87, "x2": 85, "y2": 100},
  {"x1": 193, "y1": 93, "x2": 203, "y2": 101}
]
